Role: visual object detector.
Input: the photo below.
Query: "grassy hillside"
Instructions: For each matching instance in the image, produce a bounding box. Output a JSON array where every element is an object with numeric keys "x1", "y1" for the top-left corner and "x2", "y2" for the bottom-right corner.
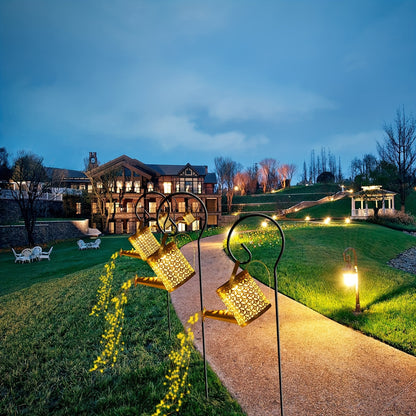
[
  {"x1": 231, "y1": 186, "x2": 416, "y2": 220},
  {"x1": 230, "y1": 184, "x2": 341, "y2": 213},
  {"x1": 285, "y1": 198, "x2": 351, "y2": 220}
]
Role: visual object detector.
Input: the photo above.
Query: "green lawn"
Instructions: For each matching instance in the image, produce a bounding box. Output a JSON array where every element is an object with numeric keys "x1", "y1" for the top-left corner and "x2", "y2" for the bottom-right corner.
[
  {"x1": 285, "y1": 197, "x2": 351, "y2": 219},
  {"x1": 228, "y1": 218, "x2": 416, "y2": 356},
  {"x1": 0, "y1": 233, "x2": 244, "y2": 416}
]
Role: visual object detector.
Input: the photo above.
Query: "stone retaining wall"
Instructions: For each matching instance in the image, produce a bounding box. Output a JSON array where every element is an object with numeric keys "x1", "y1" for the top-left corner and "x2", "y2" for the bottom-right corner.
[
  {"x1": 0, "y1": 219, "x2": 89, "y2": 248},
  {"x1": 0, "y1": 198, "x2": 64, "y2": 224}
]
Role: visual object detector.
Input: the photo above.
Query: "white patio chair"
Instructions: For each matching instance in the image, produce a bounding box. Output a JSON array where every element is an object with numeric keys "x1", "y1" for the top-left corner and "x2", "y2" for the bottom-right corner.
[
  {"x1": 77, "y1": 240, "x2": 87, "y2": 250},
  {"x1": 20, "y1": 248, "x2": 32, "y2": 263},
  {"x1": 12, "y1": 248, "x2": 24, "y2": 263},
  {"x1": 90, "y1": 238, "x2": 101, "y2": 249},
  {"x1": 39, "y1": 246, "x2": 53, "y2": 261},
  {"x1": 31, "y1": 246, "x2": 42, "y2": 261}
]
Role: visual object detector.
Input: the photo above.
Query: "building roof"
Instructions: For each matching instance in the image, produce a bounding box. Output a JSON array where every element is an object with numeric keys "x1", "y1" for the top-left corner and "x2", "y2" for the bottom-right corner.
[
  {"x1": 147, "y1": 163, "x2": 208, "y2": 176},
  {"x1": 204, "y1": 172, "x2": 217, "y2": 184},
  {"x1": 46, "y1": 155, "x2": 217, "y2": 184},
  {"x1": 86, "y1": 155, "x2": 158, "y2": 179},
  {"x1": 46, "y1": 167, "x2": 88, "y2": 180},
  {"x1": 352, "y1": 185, "x2": 396, "y2": 201}
]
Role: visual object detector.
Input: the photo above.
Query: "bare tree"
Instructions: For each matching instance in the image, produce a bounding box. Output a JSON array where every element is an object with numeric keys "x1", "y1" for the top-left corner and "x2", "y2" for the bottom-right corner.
[
  {"x1": 234, "y1": 170, "x2": 250, "y2": 196},
  {"x1": 328, "y1": 150, "x2": 336, "y2": 176},
  {"x1": 11, "y1": 151, "x2": 49, "y2": 246},
  {"x1": 302, "y1": 161, "x2": 308, "y2": 184},
  {"x1": 84, "y1": 167, "x2": 124, "y2": 232},
  {"x1": 278, "y1": 163, "x2": 297, "y2": 188},
  {"x1": 259, "y1": 158, "x2": 279, "y2": 192},
  {"x1": 377, "y1": 107, "x2": 416, "y2": 211},
  {"x1": 350, "y1": 157, "x2": 363, "y2": 180},
  {"x1": 214, "y1": 156, "x2": 239, "y2": 212},
  {"x1": 214, "y1": 156, "x2": 227, "y2": 194},
  {"x1": 246, "y1": 164, "x2": 259, "y2": 194},
  {"x1": 320, "y1": 147, "x2": 327, "y2": 173},
  {"x1": 309, "y1": 149, "x2": 316, "y2": 183},
  {"x1": 337, "y1": 156, "x2": 343, "y2": 183},
  {"x1": 0, "y1": 147, "x2": 12, "y2": 186}
]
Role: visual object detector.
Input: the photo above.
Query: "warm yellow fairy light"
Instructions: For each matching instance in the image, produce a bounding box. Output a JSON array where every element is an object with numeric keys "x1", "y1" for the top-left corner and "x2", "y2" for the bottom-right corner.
[
  {"x1": 345, "y1": 217, "x2": 351, "y2": 224},
  {"x1": 305, "y1": 216, "x2": 310, "y2": 221},
  {"x1": 324, "y1": 217, "x2": 331, "y2": 224},
  {"x1": 152, "y1": 313, "x2": 199, "y2": 416},
  {"x1": 90, "y1": 252, "x2": 119, "y2": 317},
  {"x1": 261, "y1": 221, "x2": 268, "y2": 228},
  {"x1": 90, "y1": 278, "x2": 133, "y2": 373}
]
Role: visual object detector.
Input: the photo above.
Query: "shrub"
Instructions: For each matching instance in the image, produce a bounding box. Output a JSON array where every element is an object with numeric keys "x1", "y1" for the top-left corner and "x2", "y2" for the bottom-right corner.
[{"x1": 367, "y1": 210, "x2": 416, "y2": 231}]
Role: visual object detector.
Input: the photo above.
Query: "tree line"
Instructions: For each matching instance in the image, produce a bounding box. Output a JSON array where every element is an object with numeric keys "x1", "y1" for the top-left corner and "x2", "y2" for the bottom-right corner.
[{"x1": 214, "y1": 157, "x2": 297, "y2": 211}]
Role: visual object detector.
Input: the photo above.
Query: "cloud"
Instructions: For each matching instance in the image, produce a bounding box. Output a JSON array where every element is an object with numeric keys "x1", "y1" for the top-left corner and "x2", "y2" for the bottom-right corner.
[
  {"x1": 139, "y1": 114, "x2": 269, "y2": 154},
  {"x1": 207, "y1": 87, "x2": 335, "y2": 123}
]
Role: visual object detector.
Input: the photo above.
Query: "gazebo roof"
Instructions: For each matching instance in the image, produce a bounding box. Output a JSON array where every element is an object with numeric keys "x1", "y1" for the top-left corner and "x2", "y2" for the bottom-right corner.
[{"x1": 352, "y1": 185, "x2": 396, "y2": 201}]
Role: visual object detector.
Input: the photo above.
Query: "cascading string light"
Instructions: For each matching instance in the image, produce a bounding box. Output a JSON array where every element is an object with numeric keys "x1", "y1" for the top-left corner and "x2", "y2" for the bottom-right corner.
[
  {"x1": 90, "y1": 278, "x2": 133, "y2": 373},
  {"x1": 152, "y1": 313, "x2": 199, "y2": 416},
  {"x1": 90, "y1": 251, "x2": 119, "y2": 317}
]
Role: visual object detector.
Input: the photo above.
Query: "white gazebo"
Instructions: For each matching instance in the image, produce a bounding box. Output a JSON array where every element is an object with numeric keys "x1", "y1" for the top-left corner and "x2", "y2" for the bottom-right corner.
[{"x1": 350, "y1": 185, "x2": 396, "y2": 219}]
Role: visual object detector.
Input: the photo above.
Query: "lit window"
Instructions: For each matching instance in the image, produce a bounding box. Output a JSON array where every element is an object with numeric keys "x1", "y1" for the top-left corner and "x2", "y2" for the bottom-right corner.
[
  {"x1": 126, "y1": 181, "x2": 132, "y2": 192},
  {"x1": 134, "y1": 181, "x2": 141, "y2": 193},
  {"x1": 76, "y1": 202, "x2": 82, "y2": 215},
  {"x1": 149, "y1": 202, "x2": 156, "y2": 214},
  {"x1": 147, "y1": 182, "x2": 154, "y2": 192},
  {"x1": 192, "y1": 220, "x2": 200, "y2": 231},
  {"x1": 178, "y1": 222, "x2": 186, "y2": 232},
  {"x1": 163, "y1": 182, "x2": 172, "y2": 194}
]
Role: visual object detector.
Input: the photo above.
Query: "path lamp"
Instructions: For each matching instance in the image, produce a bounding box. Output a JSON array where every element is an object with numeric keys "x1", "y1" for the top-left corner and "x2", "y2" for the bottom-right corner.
[{"x1": 342, "y1": 247, "x2": 361, "y2": 313}]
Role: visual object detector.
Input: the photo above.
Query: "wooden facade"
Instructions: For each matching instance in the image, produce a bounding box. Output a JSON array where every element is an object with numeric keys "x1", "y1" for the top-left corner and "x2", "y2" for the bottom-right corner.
[{"x1": 86, "y1": 154, "x2": 221, "y2": 234}]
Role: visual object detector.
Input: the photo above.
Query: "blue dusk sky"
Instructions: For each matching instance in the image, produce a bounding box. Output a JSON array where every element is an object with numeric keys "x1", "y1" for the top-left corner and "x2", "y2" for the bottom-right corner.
[{"x1": 0, "y1": 0, "x2": 415, "y2": 181}]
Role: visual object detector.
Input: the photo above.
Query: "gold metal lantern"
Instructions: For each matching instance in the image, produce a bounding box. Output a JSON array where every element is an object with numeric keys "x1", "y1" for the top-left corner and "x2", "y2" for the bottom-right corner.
[
  {"x1": 126, "y1": 223, "x2": 161, "y2": 260},
  {"x1": 182, "y1": 211, "x2": 196, "y2": 225},
  {"x1": 203, "y1": 262, "x2": 271, "y2": 327},
  {"x1": 145, "y1": 241, "x2": 195, "y2": 292}
]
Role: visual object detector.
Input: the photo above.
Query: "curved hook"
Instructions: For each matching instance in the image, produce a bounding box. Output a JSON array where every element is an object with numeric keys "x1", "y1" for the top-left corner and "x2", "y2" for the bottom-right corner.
[
  {"x1": 156, "y1": 191, "x2": 208, "y2": 241},
  {"x1": 226, "y1": 213, "x2": 285, "y2": 275},
  {"x1": 343, "y1": 247, "x2": 357, "y2": 267}
]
